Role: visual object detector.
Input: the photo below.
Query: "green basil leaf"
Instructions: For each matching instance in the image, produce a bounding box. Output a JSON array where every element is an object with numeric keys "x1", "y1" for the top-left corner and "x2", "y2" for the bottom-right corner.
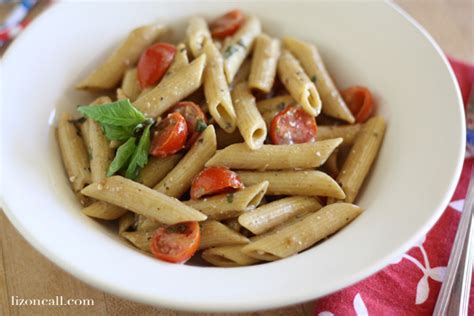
[
  {"x1": 195, "y1": 119, "x2": 207, "y2": 132},
  {"x1": 102, "y1": 124, "x2": 135, "y2": 141},
  {"x1": 125, "y1": 125, "x2": 151, "y2": 180},
  {"x1": 107, "y1": 137, "x2": 136, "y2": 177},
  {"x1": 78, "y1": 99, "x2": 145, "y2": 127}
]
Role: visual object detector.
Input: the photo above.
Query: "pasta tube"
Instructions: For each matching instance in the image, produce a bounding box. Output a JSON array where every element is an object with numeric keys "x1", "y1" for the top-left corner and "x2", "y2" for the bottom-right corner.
[
  {"x1": 118, "y1": 212, "x2": 136, "y2": 234},
  {"x1": 206, "y1": 139, "x2": 342, "y2": 170},
  {"x1": 81, "y1": 201, "x2": 127, "y2": 220},
  {"x1": 231, "y1": 82, "x2": 267, "y2": 149},
  {"x1": 81, "y1": 176, "x2": 207, "y2": 224},
  {"x1": 202, "y1": 245, "x2": 260, "y2": 267},
  {"x1": 256, "y1": 95, "x2": 295, "y2": 126},
  {"x1": 86, "y1": 97, "x2": 114, "y2": 183},
  {"x1": 134, "y1": 54, "x2": 206, "y2": 118},
  {"x1": 167, "y1": 43, "x2": 189, "y2": 72},
  {"x1": 283, "y1": 36, "x2": 355, "y2": 123},
  {"x1": 186, "y1": 17, "x2": 212, "y2": 57},
  {"x1": 330, "y1": 116, "x2": 386, "y2": 203},
  {"x1": 238, "y1": 196, "x2": 322, "y2": 235},
  {"x1": 77, "y1": 24, "x2": 165, "y2": 90},
  {"x1": 249, "y1": 34, "x2": 281, "y2": 93},
  {"x1": 318, "y1": 124, "x2": 361, "y2": 146},
  {"x1": 202, "y1": 39, "x2": 236, "y2": 133},
  {"x1": 184, "y1": 181, "x2": 269, "y2": 220},
  {"x1": 238, "y1": 170, "x2": 345, "y2": 199},
  {"x1": 199, "y1": 220, "x2": 249, "y2": 250},
  {"x1": 154, "y1": 125, "x2": 216, "y2": 198},
  {"x1": 242, "y1": 203, "x2": 362, "y2": 260},
  {"x1": 121, "y1": 68, "x2": 142, "y2": 101},
  {"x1": 121, "y1": 230, "x2": 154, "y2": 253},
  {"x1": 278, "y1": 49, "x2": 321, "y2": 116},
  {"x1": 222, "y1": 15, "x2": 261, "y2": 83},
  {"x1": 137, "y1": 154, "x2": 182, "y2": 188},
  {"x1": 57, "y1": 113, "x2": 91, "y2": 192},
  {"x1": 231, "y1": 58, "x2": 251, "y2": 87}
]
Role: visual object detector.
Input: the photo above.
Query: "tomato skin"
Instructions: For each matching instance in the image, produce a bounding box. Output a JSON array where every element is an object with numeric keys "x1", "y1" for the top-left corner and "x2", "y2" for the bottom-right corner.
[
  {"x1": 341, "y1": 86, "x2": 374, "y2": 123},
  {"x1": 191, "y1": 167, "x2": 244, "y2": 199},
  {"x1": 137, "y1": 43, "x2": 176, "y2": 89},
  {"x1": 210, "y1": 10, "x2": 244, "y2": 38},
  {"x1": 270, "y1": 106, "x2": 318, "y2": 145},
  {"x1": 150, "y1": 222, "x2": 200, "y2": 263},
  {"x1": 150, "y1": 112, "x2": 188, "y2": 158},
  {"x1": 168, "y1": 101, "x2": 207, "y2": 148}
]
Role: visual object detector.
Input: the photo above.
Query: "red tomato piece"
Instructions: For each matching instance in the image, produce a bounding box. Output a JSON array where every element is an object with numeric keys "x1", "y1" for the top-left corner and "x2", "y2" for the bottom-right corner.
[
  {"x1": 270, "y1": 106, "x2": 318, "y2": 145},
  {"x1": 210, "y1": 10, "x2": 244, "y2": 38},
  {"x1": 341, "y1": 86, "x2": 374, "y2": 123},
  {"x1": 150, "y1": 112, "x2": 188, "y2": 158},
  {"x1": 169, "y1": 101, "x2": 207, "y2": 148},
  {"x1": 190, "y1": 167, "x2": 244, "y2": 199},
  {"x1": 150, "y1": 222, "x2": 200, "y2": 263},
  {"x1": 137, "y1": 43, "x2": 176, "y2": 89}
]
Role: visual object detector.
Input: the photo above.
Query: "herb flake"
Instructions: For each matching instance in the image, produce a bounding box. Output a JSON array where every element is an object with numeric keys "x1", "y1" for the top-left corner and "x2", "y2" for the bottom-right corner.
[{"x1": 226, "y1": 192, "x2": 234, "y2": 203}]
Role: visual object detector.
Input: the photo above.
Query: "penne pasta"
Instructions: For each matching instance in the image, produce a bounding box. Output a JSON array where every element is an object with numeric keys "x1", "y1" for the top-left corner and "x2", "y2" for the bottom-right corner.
[
  {"x1": 238, "y1": 196, "x2": 322, "y2": 235},
  {"x1": 222, "y1": 15, "x2": 261, "y2": 83},
  {"x1": 118, "y1": 212, "x2": 136, "y2": 234},
  {"x1": 202, "y1": 39, "x2": 237, "y2": 133},
  {"x1": 167, "y1": 43, "x2": 189, "y2": 72},
  {"x1": 201, "y1": 244, "x2": 261, "y2": 267},
  {"x1": 154, "y1": 125, "x2": 216, "y2": 198},
  {"x1": 116, "y1": 88, "x2": 128, "y2": 100},
  {"x1": 184, "y1": 181, "x2": 269, "y2": 220},
  {"x1": 57, "y1": 113, "x2": 91, "y2": 192},
  {"x1": 121, "y1": 68, "x2": 142, "y2": 101},
  {"x1": 137, "y1": 154, "x2": 182, "y2": 188},
  {"x1": 278, "y1": 49, "x2": 321, "y2": 116},
  {"x1": 231, "y1": 58, "x2": 252, "y2": 87},
  {"x1": 317, "y1": 124, "x2": 362, "y2": 146},
  {"x1": 77, "y1": 24, "x2": 165, "y2": 90},
  {"x1": 206, "y1": 139, "x2": 342, "y2": 170},
  {"x1": 81, "y1": 201, "x2": 127, "y2": 220},
  {"x1": 242, "y1": 203, "x2": 362, "y2": 260},
  {"x1": 134, "y1": 54, "x2": 207, "y2": 118},
  {"x1": 231, "y1": 82, "x2": 267, "y2": 149},
  {"x1": 199, "y1": 220, "x2": 249, "y2": 250},
  {"x1": 283, "y1": 36, "x2": 355, "y2": 123},
  {"x1": 215, "y1": 127, "x2": 244, "y2": 149},
  {"x1": 329, "y1": 116, "x2": 386, "y2": 203},
  {"x1": 238, "y1": 170, "x2": 345, "y2": 199},
  {"x1": 248, "y1": 34, "x2": 281, "y2": 93},
  {"x1": 85, "y1": 97, "x2": 114, "y2": 183},
  {"x1": 256, "y1": 95, "x2": 295, "y2": 126},
  {"x1": 121, "y1": 230, "x2": 154, "y2": 253},
  {"x1": 186, "y1": 17, "x2": 212, "y2": 57},
  {"x1": 224, "y1": 218, "x2": 242, "y2": 232},
  {"x1": 81, "y1": 176, "x2": 207, "y2": 224}
]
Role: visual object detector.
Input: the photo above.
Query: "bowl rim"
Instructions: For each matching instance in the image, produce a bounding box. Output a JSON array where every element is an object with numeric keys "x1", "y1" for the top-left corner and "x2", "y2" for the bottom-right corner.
[{"x1": 0, "y1": 0, "x2": 466, "y2": 312}]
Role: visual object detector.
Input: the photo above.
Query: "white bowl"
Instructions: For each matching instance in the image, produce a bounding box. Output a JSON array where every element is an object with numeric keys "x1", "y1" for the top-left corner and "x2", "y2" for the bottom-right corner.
[{"x1": 0, "y1": 1, "x2": 465, "y2": 312}]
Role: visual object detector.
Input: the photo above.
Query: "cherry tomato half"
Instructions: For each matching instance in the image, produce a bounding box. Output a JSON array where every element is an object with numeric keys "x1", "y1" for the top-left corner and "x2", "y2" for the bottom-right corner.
[
  {"x1": 190, "y1": 167, "x2": 244, "y2": 199},
  {"x1": 169, "y1": 101, "x2": 207, "y2": 148},
  {"x1": 270, "y1": 106, "x2": 318, "y2": 145},
  {"x1": 137, "y1": 43, "x2": 176, "y2": 89},
  {"x1": 341, "y1": 86, "x2": 374, "y2": 123},
  {"x1": 210, "y1": 10, "x2": 244, "y2": 38},
  {"x1": 150, "y1": 112, "x2": 188, "y2": 157},
  {"x1": 150, "y1": 221, "x2": 200, "y2": 263}
]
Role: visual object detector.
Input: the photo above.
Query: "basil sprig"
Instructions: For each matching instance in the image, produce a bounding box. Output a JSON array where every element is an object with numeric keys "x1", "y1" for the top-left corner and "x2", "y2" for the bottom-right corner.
[{"x1": 78, "y1": 99, "x2": 153, "y2": 180}]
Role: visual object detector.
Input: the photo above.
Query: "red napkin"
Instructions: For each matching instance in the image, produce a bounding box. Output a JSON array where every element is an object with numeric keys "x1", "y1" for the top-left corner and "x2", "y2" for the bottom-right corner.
[{"x1": 313, "y1": 57, "x2": 474, "y2": 315}]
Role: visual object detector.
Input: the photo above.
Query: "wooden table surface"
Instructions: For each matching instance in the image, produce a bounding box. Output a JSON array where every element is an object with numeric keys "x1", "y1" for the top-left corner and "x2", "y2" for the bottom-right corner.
[{"x1": 1, "y1": 1, "x2": 473, "y2": 315}]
